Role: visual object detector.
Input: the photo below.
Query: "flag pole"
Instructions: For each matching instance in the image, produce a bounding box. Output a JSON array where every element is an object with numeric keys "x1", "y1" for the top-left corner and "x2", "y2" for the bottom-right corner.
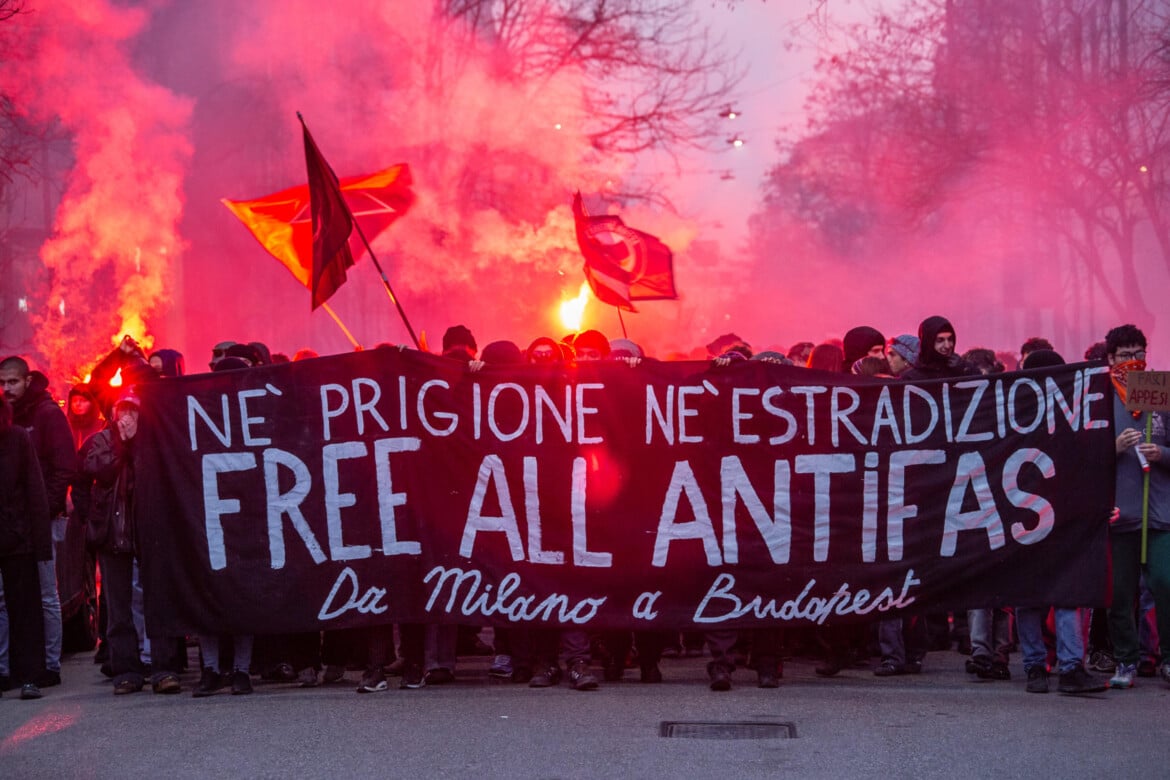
[
  {"x1": 350, "y1": 218, "x2": 421, "y2": 350},
  {"x1": 321, "y1": 302, "x2": 361, "y2": 350},
  {"x1": 297, "y1": 112, "x2": 421, "y2": 351},
  {"x1": 616, "y1": 306, "x2": 629, "y2": 339}
]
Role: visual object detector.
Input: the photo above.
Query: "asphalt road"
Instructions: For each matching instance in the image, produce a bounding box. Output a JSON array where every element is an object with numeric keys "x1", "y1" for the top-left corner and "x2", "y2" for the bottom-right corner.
[{"x1": 1, "y1": 645, "x2": 1168, "y2": 779}]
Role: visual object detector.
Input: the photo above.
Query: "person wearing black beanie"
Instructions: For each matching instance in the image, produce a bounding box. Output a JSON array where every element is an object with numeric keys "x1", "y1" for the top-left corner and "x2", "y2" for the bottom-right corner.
[{"x1": 842, "y1": 326, "x2": 886, "y2": 371}]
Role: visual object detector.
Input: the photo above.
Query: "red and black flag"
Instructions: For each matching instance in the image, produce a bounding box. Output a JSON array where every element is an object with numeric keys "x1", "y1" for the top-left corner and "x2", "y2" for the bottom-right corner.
[
  {"x1": 571, "y1": 192, "x2": 677, "y2": 311},
  {"x1": 223, "y1": 133, "x2": 413, "y2": 310},
  {"x1": 301, "y1": 119, "x2": 355, "y2": 309}
]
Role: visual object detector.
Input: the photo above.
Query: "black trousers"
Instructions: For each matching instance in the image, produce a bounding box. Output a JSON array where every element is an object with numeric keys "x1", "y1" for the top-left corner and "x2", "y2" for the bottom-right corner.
[{"x1": 0, "y1": 553, "x2": 46, "y2": 686}]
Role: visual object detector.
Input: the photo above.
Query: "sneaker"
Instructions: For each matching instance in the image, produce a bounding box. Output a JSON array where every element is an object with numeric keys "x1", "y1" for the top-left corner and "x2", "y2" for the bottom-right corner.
[
  {"x1": 569, "y1": 662, "x2": 599, "y2": 691},
  {"x1": 757, "y1": 669, "x2": 779, "y2": 689},
  {"x1": 1160, "y1": 662, "x2": 1170, "y2": 686},
  {"x1": 488, "y1": 655, "x2": 513, "y2": 680},
  {"x1": 20, "y1": 683, "x2": 43, "y2": 700},
  {"x1": 357, "y1": 671, "x2": 388, "y2": 693},
  {"x1": 874, "y1": 661, "x2": 904, "y2": 677},
  {"x1": 1025, "y1": 666, "x2": 1049, "y2": 694},
  {"x1": 528, "y1": 665, "x2": 561, "y2": 688},
  {"x1": 231, "y1": 671, "x2": 253, "y2": 695},
  {"x1": 1109, "y1": 662, "x2": 1137, "y2": 689},
  {"x1": 113, "y1": 678, "x2": 142, "y2": 695},
  {"x1": 1137, "y1": 659, "x2": 1157, "y2": 678},
  {"x1": 152, "y1": 673, "x2": 182, "y2": 694},
  {"x1": 975, "y1": 661, "x2": 1011, "y2": 681},
  {"x1": 904, "y1": 660, "x2": 923, "y2": 675},
  {"x1": 1088, "y1": 650, "x2": 1116, "y2": 673},
  {"x1": 424, "y1": 667, "x2": 454, "y2": 685},
  {"x1": 708, "y1": 666, "x2": 732, "y2": 692},
  {"x1": 640, "y1": 663, "x2": 663, "y2": 684},
  {"x1": 296, "y1": 667, "x2": 319, "y2": 688},
  {"x1": 1058, "y1": 664, "x2": 1107, "y2": 694},
  {"x1": 193, "y1": 667, "x2": 225, "y2": 697},
  {"x1": 400, "y1": 665, "x2": 426, "y2": 689},
  {"x1": 322, "y1": 664, "x2": 346, "y2": 684},
  {"x1": 511, "y1": 666, "x2": 533, "y2": 685}
]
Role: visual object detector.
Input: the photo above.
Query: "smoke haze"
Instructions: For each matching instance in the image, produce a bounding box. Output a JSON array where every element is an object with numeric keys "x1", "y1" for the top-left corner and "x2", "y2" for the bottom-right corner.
[{"x1": 1, "y1": 0, "x2": 1165, "y2": 388}]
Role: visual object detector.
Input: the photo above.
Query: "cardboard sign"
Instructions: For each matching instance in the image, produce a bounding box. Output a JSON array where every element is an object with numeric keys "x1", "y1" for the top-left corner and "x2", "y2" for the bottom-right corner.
[{"x1": 1126, "y1": 371, "x2": 1170, "y2": 412}]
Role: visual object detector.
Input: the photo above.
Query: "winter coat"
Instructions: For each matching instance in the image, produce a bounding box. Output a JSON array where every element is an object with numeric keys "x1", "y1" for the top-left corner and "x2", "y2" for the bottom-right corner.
[
  {"x1": 1112, "y1": 396, "x2": 1170, "y2": 534},
  {"x1": 11, "y1": 371, "x2": 76, "y2": 559},
  {"x1": 78, "y1": 428, "x2": 136, "y2": 554},
  {"x1": 0, "y1": 425, "x2": 51, "y2": 559},
  {"x1": 902, "y1": 315, "x2": 978, "y2": 381}
]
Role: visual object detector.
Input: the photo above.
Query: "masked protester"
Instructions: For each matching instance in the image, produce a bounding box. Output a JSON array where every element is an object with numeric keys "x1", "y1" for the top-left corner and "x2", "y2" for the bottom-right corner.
[
  {"x1": 78, "y1": 389, "x2": 183, "y2": 695},
  {"x1": 1103, "y1": 324, "x2": 1170, "y2": 689}
]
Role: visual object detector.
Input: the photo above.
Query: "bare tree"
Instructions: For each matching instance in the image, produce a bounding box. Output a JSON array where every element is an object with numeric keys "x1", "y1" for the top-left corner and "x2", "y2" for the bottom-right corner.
[
  {"x1": 443, "y1": 0, "x2": 743, "y2": 157},
  {"x1": 753, "y1": 0, "x2": 1170, "y2": 338}
]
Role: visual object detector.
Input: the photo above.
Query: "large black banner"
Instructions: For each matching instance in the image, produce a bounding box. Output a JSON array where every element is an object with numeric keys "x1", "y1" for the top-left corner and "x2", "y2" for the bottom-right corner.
[{"x1": 135, "y1": 350, "x2": 1115, "y2": 636}]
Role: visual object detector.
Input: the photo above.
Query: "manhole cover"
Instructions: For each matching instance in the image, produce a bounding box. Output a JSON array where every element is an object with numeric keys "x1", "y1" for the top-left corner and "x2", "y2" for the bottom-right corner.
[{"x1": 659, "y1": 721, "x2": 796, "y2": 740}]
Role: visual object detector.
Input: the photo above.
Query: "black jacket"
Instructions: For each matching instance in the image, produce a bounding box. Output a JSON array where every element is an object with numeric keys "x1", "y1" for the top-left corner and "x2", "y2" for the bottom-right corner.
[
  {"x1": 902, "y1": 316, "x2": 978, "y2": 380},
  {"x1": 0, "y1": 425, "x2": 51, "y2": 559},
  {"x1": 78, "y1": 428, "x2": 136, "y2": 554},
  {"x1": 11, "y1": 371, "x2": 76, "y2": 558}
]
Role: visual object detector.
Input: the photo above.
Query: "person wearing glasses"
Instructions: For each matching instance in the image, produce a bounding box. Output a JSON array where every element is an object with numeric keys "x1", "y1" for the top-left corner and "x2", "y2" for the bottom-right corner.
[{"x1": 1103, "y1": 324, "x2": 1170, "y2": 689}]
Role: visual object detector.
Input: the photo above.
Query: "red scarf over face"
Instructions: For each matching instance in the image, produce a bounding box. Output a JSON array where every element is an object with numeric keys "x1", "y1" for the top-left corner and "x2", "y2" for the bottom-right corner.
[{"x1": 1111, "y1": 359, "x2": 1148, "y2": 414}]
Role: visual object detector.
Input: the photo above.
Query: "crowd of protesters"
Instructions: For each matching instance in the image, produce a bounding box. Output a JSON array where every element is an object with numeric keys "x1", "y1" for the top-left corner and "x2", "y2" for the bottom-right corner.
[{"x1": 0, "y1": 315, "x2": 1166, "y2": 700}]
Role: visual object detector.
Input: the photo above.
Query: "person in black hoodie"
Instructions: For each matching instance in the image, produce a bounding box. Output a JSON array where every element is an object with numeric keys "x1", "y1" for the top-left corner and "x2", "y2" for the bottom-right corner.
[
  {"x1": 0, "y1": 393, "x2": 50, "y2": 699},
  {"x1": 67, "y1": 384, "x2": 105, "y2": 453},
  {"x1": 903, "y1": 315, "x2": 978, "y2": 380},
  {"x1": 0, "y1": 356, "x2": 76, "y2": 689},
  {"x1": 147, "y1": 349, "x2": 185, "y2": 379},
  {"x1": 77, "y1": 388, "x2": 184, "y2": 695},
  {"x1": 901, "y1": 318, "x2": 984, "y2": 660}
]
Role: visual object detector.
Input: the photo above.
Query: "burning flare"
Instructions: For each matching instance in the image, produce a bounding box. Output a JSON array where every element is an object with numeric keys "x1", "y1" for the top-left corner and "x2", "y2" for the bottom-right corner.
[{"x1": 559, "y1": 282, "x2": 591, "y2": 333}]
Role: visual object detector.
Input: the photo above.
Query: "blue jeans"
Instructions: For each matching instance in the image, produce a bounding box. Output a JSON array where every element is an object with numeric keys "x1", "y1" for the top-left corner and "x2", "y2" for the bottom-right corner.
[
  {"x1": 39, "y1": 558, "x2": 62, "y2": 673},
  {"x1": 968, "y1": 608, "x2": 1012, "y2": 664},
  {"x1": 425, "y1": 623, "x2": 457, "y2": 672},
  {"x1": 198, "y1": 634, "x2": 254, "y2": 673},
  {"x1": 132, "y1": 559, "x2": 150, "y2": 665},
  {"x1": 1018, "y1": 606, "x2": 1083, "y2": 674},
  {"x1": 878, "y1": 616, "x2": 928, "y2": 667}
]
